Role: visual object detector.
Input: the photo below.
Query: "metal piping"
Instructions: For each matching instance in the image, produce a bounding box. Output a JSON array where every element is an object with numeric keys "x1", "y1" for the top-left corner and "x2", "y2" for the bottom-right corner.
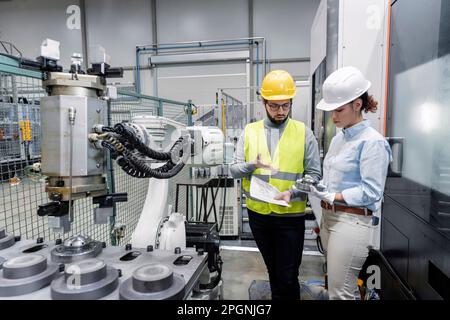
[
  {"x1": 256, "y1": 44, "x2": 259, "y2": 91},
  {"x1": 136, "y1": 37, "x2": 266, "y2": 49},
  {"x1": 80, "y1": 0, "x2": 89, "y2": 71},
  {"x1": 116, "y1": 88, "x2": 190, "y2": 106},
  {"x1": 68, "y1": 107, "x2": 76, "y2": 224},
  {"x1": 150, "y1": 0, "x2": 158, "y2": 97},
  {"x1": 134, "y1": 37, "x2": 266, "y2": 93},
  {"x1": 139, "y1": 41, "x2": 256, "y2": 52}
]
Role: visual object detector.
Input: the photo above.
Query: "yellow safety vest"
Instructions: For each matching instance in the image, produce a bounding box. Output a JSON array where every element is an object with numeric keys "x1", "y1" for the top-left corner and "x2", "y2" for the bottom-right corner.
[{"x1": 242, "y1": 119, "x2": 306, "y2": 215}]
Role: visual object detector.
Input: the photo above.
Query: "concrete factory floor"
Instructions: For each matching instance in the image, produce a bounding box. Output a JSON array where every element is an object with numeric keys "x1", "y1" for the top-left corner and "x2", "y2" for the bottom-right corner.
[{"x1": 219, "y1": 239, "x2": 326, "y2": 300}]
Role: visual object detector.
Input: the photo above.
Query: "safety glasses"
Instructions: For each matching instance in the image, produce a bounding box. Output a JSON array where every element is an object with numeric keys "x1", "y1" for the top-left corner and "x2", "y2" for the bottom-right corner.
[{"x1": 266, "y1": 102, "x2": 291, "y2": 111}]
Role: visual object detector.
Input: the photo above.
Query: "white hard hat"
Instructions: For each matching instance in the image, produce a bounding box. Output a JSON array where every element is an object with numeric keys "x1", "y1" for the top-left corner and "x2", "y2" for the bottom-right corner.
[{"x1": 316, "y1": 66, "x2": 371, "y2": 111}]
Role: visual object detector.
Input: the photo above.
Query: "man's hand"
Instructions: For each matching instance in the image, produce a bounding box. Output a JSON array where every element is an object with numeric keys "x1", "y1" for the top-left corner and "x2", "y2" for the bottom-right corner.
[
  {"x1": 308, "y1": 185, "x2": 335, "y2": 205},
  {"x1": 274, "y1": 190, "x2": 292, "y2": 203},
  {"x1": 251, "y1": 153, "x2": 274, "y2": 170}
]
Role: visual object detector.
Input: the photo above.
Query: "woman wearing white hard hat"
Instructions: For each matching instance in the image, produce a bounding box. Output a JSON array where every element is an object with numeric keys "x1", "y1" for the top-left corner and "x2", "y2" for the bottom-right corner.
[{"x1": 308, "y1": 66, "x2": 392, "y2": 299}]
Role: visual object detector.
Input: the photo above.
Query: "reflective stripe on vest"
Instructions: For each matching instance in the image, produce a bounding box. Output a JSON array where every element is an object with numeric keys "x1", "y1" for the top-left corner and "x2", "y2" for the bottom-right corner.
[
  {"x1": 243, "y1": 190, "x2": 307, "y2": 203},
  {"x1": 242, "y1": 119, "x2": 306, "y2": 215},
  {"x1": 252, "y1": 172, "x2": 303, "y2": 182}
]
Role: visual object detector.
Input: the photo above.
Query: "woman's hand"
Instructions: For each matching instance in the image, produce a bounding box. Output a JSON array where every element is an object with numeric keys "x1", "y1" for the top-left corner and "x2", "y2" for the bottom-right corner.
[
  {"x1": 274, "y1": 190, "x2": 292, "y2": 203},
  {"x1": 308, "y1": 185, "x2": 336, "y2": 205}
]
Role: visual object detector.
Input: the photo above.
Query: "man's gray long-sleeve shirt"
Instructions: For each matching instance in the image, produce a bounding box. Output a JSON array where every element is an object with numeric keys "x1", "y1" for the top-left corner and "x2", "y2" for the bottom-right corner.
[{"x1": 230, "y1": 117, "x2": 321, "y2": 199}]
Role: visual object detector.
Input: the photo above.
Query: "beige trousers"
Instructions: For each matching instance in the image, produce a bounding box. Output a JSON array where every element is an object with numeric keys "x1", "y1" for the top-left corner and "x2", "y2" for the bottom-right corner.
[{"x1": 320, "y1": 208, "x2": 375, "y2": 300}]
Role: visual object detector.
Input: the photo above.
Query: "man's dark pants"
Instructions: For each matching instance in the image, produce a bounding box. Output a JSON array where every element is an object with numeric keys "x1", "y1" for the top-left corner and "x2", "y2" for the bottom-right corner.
[{"x1": 248, "y1": 209, "x2": 305, "y2": 300}]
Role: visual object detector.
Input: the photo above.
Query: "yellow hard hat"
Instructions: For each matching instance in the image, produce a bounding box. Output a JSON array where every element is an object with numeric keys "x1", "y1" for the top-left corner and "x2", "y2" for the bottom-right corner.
[{"x1": 260, "y1": 70, "x2": 296, "y2": 100}]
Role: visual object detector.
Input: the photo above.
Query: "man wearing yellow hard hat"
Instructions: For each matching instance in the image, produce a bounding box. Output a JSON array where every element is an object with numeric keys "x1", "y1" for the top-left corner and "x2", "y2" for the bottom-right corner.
[{"x1": 230, "y1": 70, "x2": 321, "y2": 300}]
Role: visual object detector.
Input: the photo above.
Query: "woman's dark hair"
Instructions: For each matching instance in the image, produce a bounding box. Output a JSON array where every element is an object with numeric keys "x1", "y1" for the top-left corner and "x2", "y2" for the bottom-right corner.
[{"x1": 358, "y1": 92, "x2": 378, "y2": 113}]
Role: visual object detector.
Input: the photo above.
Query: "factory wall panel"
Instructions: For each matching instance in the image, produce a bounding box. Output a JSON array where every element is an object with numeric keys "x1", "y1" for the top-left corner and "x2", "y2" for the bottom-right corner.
[
  {"x1": 309, "y1": 0, "x2": 327, "y2": 74},
  {"x1": 338, "y1": 0, "x2": 389, "y2": 134},
  {"x1": 0, "y1": 0, "x2": 83, "y2": 69},
  {"x1": 253, "y1": 0, "x2": 320, "y2": 60},
  {"x1": 156, "y1": 0, "x2": 249, "y2": 43},
  {"x1": 84, "y1": 0, "x2": 153, "y2": 67}
]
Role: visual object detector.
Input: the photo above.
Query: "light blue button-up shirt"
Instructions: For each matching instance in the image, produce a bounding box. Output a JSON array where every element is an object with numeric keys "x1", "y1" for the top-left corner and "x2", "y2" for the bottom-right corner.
[{"x1": 322, "y1": 120, "x2": 392, "y2": 212}]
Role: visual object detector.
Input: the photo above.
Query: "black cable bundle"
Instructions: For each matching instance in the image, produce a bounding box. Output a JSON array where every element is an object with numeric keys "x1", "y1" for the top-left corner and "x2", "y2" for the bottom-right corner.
[
  {"x1": 113, "y1": 123, "x2": 172, "y2": 161},
  {"x1": 98, "y1": 126, "x2": 115, "y2": 133},
  {"x1": 116, "y1": 145, "x2": 186, "y2": 179},
  {"x1": 101, "y1": 141, "x2": 119, "y2": 159},
  {"x1": 101, "y1": 122, "x2": 190, "y2": 179}
]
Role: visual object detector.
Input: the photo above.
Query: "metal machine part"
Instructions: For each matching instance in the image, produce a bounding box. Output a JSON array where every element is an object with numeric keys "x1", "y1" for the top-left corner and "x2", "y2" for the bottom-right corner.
[
  {"x1": 187, "y1": 126, "x2": 224, "y2": 167},
  {"x1": 129, "y1": 116, "x2": 225, "y2": 168},
  {"x1": 40, "y1": 86, "x2": 108, "y2": 202},
  {"x1": 50, "y1": 235, "x2": 103, "y2": 264},
  {"x1": 294, "y1": 174, "x2": 325, "y2": 193},
  {"x1": 0, "y1": 254, "x2": 59, "y2": 297},
  {"x1": 185, "y1": 222, "x2": 222, "y2": 286},
  {"x1": 0, "y1": 233, "x2": 210, "y2": 300},
  {"x1": 51, "y1": 258, "x2": 119, "y2": 300},
  {"x1": 0, "y1": 228, "x2": 15, "y2": 250},
  {"x1": 43, "y1": 71, "x2": 106, "y2": 97},
  {"x1": 132, "y1": 115, "x2": 185, "y2": 153},
  {"x1": 39, "y1": 69, "x2": 109, "y2": 233},
  {"x1": 93, "y1": 193, "x2": 128, "y2": 224},
  {"x1": 155, "y1": 213, "x2": 186, "y2": 251},
  {"x1": 119, "y1": 263, "x2": 185, "y2": 300},
  {"x1": 47, "y1": 214, "x2": 71, "y2": 234},
  {"x1": 35, "y1": 45, "x2": 124, "y2": 233}
]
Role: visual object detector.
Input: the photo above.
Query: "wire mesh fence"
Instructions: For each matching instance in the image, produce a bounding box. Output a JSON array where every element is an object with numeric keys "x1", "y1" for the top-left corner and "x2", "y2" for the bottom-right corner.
[
  {"x1": 0, "y1": 66, "x2": 193, "y2": 245},
  {"x1": 219, "y1": 90, "x2": 246, "y2": 141},
  {"x1": 218, "y1": 91, "x2": 246, "y2": 236},
  {"x1": 110, "y1": 91, "x2": 194, "y2": 245},
  {"x1": 109, "y1": 92, "x2": 156, "y2": 245},
  {"x1": 0, "y1": 71, "x2": 112, "y2": 243},
  {"x1": 0, "y1": 72, "x2": 51, "y2": 241}
]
